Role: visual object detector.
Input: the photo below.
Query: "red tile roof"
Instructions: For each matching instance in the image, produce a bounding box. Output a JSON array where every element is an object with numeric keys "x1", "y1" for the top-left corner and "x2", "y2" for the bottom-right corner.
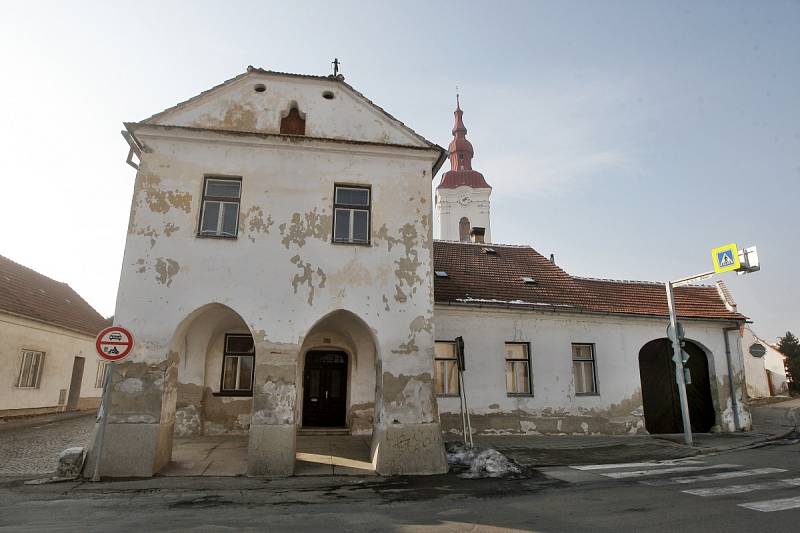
[
  {"x1": 0, "y1": 255, "x2": 108, "y2": 336},
  {"x1": 433, "y1": 241, "x2": 745, "y2": 321}
]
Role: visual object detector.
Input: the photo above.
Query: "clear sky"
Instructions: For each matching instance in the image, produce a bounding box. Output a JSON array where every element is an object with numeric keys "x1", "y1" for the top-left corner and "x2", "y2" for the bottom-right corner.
[{"x1": 1, "y1": 1, "x2": 797, "y2": 342}]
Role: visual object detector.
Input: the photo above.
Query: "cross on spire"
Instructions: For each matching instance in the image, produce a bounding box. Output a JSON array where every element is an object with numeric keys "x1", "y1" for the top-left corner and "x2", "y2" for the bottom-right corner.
[{"x1": 332, "y1": 58, "x2": 341, "y2": 76}]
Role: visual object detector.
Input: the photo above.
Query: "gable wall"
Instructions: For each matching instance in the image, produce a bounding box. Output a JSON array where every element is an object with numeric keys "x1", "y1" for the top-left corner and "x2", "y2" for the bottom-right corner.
[{"x1": 148, "y1": 74, "x2": 426, "y2": 147}]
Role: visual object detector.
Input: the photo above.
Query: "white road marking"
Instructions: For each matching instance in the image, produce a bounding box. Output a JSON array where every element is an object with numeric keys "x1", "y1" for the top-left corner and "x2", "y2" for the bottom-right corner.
[
  {"x1": 570, "y1": 460, "x2": 704, "y2": 471},
  {"x1": 683, "y1": 478, "x2": 800, "y2": 496},
  {"x1": 602, "y1": 464, "x2": 740, "y2": 479},
  {"x1": 641, "y1": 467, "x2": 788, "y2": 486},
  {"x1": 739, "y1": 495, "x2": 800, "y2": 512}
]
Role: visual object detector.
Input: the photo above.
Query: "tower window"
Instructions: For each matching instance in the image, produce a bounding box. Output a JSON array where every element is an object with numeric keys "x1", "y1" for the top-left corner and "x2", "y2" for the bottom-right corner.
[{"x1": 458, "y1": 217, "x2": 470, "y2": 242}]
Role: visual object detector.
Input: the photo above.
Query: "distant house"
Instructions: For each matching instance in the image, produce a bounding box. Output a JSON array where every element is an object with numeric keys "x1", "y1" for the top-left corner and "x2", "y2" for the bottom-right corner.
[
  {"x1": 0, "y1": 255, "x2": 109, "y2": 417},
  {"x1": 741, "y1": 326, "x2": 789, "y2": 398}
]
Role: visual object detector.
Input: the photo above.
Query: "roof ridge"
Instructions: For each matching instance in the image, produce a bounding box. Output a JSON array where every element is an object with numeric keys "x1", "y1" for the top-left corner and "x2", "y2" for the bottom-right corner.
[
  {"x1": 0, "y1": 253, "x2": 67, "y2": 285},
  {"x1": 433, "y1": 239, "x2": 533, "y2": 249},
  {"x1": 573, "y1": 275, "x2": 715, "y2": 288}
]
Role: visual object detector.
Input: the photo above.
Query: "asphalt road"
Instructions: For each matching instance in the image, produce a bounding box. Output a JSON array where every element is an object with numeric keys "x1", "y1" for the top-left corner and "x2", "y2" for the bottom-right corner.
[{"x1": 1, "y1": 440, "x2": 798, "y2": 532}]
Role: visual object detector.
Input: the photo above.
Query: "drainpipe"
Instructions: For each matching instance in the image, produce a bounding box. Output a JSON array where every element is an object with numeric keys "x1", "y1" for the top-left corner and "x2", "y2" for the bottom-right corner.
[{"x1": 723, "y1": 326, "x2": 742, "y2": 431}]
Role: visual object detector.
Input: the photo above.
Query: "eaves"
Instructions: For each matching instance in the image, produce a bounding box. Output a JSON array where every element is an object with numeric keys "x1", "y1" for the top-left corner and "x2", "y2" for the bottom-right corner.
[
  {"x1": 434, "y1": 300, "x2": 748, "y2": 325},
  {"x1": 125, "y1": 123, "x2": 446, "y2": 169}
]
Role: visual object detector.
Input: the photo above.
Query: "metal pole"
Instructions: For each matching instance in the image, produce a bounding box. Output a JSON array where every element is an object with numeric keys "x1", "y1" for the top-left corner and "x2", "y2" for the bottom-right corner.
[
  {"x1": 460, "y1": 372, "x2": 473, "y2": 448},
  {"x1": 665, "y1": 281, "x2": 693, "y2": 446},
  {"x1": 92, "y1": 361, "x2": 114, "y2": 481},
  {"x1": 458, "y1": 370, "x2": 467, "y2": 445}
]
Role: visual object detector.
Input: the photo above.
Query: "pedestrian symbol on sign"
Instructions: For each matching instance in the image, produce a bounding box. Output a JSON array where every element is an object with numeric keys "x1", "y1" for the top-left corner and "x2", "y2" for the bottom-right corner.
[{"x1": 711, "y1": 243, "x2": 741, "y2": 274}]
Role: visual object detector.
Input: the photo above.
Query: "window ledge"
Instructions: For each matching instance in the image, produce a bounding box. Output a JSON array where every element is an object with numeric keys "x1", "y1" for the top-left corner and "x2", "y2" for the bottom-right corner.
[
  {"x1": 507, "y1": 393, "x2": 534, "y2": 398},
  {"x1": 196, "y1": 234, "x2": 238, "y2": 240},
  {"x1": 331, "y1": 240, "x2": 372, "y2": 247},
  {"x1": 212, "y1": 391, "x2": 253, "y2": 398},
  {"x1": 575, "y1": 392, "x2": 600, "y2": 397}
]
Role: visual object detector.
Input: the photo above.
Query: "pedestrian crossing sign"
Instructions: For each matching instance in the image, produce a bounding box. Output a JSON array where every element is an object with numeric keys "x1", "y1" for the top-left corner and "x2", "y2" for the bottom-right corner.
[{"x1": 711, "y1": 243, "x2": 740, "y2": 273}]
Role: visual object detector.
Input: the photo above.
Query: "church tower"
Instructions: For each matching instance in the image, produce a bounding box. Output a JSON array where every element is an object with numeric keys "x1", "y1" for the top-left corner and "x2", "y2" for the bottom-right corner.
[{"x1": 435, "y1": 95, "x2": 492, "y2": 242}]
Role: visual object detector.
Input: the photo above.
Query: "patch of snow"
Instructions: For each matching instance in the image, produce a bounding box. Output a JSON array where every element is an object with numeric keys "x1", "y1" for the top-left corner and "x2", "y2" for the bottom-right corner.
[{"x1": 445, "y1": 442, "x2": 524, "y2": 479}]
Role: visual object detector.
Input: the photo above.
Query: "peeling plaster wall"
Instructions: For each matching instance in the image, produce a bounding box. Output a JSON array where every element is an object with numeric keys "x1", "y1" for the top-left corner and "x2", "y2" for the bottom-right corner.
[
  {"x1": 434, "y1": 306, "x2": 750, "y2": 435},
  {"x1": 0, "y1": 312, "x2": 103, "y2": 415}
]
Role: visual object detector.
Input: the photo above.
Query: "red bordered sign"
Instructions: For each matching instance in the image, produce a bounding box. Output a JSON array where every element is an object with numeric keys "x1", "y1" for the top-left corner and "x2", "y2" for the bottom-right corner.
[{"x1": 95, "y1": 326, "x2": 134, "y2": 362}]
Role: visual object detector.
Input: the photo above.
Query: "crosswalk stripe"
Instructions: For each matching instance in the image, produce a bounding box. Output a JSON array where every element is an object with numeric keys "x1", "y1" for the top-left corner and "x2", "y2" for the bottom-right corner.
[
  {"x1": 641, "y1": 467, "x2": 787, "y2": 486},
  {"x1": 571, "y1": 460, "x2": 703, "y2": 471},
  {"x1": 683, "y1": 478, "x2": 800, "y2": 496},
  {"x1": 602, "y1": 464, "x2": 740, "y2": 479},
  {"x1": 738, "y1": 495, "x2": 800, "y2": 512}
]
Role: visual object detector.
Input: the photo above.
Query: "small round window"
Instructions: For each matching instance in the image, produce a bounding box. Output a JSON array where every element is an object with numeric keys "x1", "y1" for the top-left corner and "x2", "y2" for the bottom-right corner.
[
  {"x1": 322, "y1": 90, "x2": 334, "y2": 100},
  {"x1": 254, "y1": 84, "x2": 266, "y2": 93}
]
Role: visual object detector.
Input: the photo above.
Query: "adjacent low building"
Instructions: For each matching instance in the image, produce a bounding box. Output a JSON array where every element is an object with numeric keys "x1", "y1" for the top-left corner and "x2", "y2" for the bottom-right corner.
[
  {"x1": 741, "y1": 326, "x2": 788, "y2": 398},
  {"x1": 433, "y1": 241, "x2": 750, "y2": 436},
  {"x1": 0, "y1": 255, "x2": 109, "y2": 417}
]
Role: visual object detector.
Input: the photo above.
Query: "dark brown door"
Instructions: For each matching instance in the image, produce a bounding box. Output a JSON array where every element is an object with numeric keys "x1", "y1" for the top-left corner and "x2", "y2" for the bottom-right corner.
[
  {"x1": 66, "y1": 356, "x2": 85, "y2": 411},
  {"x1": 302, "y1": 351, "x2": 347, "y2": 427},
  {"x1": 638, "y1": 339, "x2": 715, "y2": 433}
]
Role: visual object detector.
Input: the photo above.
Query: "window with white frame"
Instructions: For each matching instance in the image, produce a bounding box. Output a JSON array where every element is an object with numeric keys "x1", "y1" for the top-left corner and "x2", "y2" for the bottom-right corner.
[
  {"x1": 434, "y1": 341, "x2": 459, "y2": 396},
  {"x1": 572, "y1": 343, "x2": 597, "y2": 394},
  {"x1": 221, "y1": 334, "x2": 255, "y2": 394},
  {"x1": 505, "y1": 343, "x2": 531, "y2": 395},
  {"x1": 17, "y1": 350, "x2": 44, "y2": 388},
  {"x1": 198, "y1": 177, "x2": 241, "y2": 237},
  {"x1": 332, "y1": 185, "x2": 370, "y2": 244},
  {"x1": 95, "y1": 361, "x2": 110, "y2": 388}
]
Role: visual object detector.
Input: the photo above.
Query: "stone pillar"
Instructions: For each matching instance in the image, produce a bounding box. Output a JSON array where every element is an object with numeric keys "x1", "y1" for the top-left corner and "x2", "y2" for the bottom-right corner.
[
  {"x1": 85, "y1": 351, "x2": 178, "y2": 478},
  {"x1": 247, "y1": 342, "x2": 298, "y2": 477},
  {"x1": 371, "y1": 335, "x2": 448, "y2": 475}
]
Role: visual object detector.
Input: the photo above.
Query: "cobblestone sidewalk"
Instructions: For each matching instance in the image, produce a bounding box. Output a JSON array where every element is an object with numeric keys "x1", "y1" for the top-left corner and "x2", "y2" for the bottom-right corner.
[{"x1": 0, "y1": 412, "x2": 95, "y2": 476}]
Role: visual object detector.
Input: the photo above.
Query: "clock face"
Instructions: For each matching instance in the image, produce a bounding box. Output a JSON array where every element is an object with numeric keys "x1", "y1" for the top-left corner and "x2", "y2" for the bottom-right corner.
[{"x1": 458, "y1": 194, "x2": 471, "y2": 206}]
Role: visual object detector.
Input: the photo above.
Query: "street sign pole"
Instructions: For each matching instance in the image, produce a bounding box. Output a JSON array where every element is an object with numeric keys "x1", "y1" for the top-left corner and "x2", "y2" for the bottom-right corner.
[
  {"x1": 665, "y1": 281, "x2": 693, "y2": 446},
  {"x1": 91, "y1": 325, "x2": 134, "y2": 481},
  {"x1": 92, "y1": 361, "x2": 114, "y2": 482}
]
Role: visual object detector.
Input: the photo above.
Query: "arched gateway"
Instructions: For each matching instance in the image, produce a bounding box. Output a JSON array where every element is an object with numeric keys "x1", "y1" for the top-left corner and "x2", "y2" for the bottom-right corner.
[{"x1": 638, "y1": 338, "x2": 716, "y2": 433}]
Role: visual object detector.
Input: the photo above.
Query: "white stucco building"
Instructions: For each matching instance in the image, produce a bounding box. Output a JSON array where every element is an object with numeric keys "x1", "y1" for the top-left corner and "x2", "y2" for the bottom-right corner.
[
  {"x1": 91, "y1": 67, "x2": 449, "y2": 478},
  {"x1": 93, "y1": 68, "x2": 753, "y2": 479},
  {"x1": 0, "y1": 255, "x2": 108, "y2": 417}
]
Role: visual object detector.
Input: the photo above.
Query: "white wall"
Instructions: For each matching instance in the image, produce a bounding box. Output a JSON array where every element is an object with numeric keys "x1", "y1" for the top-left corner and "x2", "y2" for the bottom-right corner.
[
  {"x1": 741, "y1": 327, "x2": 788, "y2": 397},
  {"x1": 434, "y1": 305, "x2": 750, "y2": 434},
  {"x1": 0, "y1": 312, "x2": 102, "y2": 414}
]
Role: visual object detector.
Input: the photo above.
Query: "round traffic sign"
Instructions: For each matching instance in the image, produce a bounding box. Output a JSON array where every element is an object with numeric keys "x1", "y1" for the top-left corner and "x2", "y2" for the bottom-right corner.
[
  {"x1": 95, "y1": 326, "x2": 134, "y2": 361},
  {"x1": 748, "y1": 343, "x2": 766, "y2": 358}
]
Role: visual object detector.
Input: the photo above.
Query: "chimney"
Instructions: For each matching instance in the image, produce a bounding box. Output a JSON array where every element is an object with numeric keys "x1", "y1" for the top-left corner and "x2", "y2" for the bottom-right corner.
[
  {"x1": 550, "y1": 253, "x2": 555, "y2": 264},
  {"x1": 470, "y1": 227, "x2": 485, "y2": 244}
]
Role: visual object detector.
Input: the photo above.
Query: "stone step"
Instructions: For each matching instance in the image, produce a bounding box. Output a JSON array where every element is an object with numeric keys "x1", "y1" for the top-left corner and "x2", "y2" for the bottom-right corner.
[{"x1": 298, "y1": 427, "x2": 351, "y2": 436}]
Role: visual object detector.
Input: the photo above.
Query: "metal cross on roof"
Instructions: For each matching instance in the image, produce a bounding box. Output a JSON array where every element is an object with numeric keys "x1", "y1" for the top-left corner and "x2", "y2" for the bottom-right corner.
[{"x1": 332, "y1": 58, "x2": 341, "y2": 76}]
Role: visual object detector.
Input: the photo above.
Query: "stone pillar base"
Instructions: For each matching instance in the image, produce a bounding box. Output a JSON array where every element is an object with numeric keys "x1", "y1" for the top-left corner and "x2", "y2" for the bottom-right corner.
[
  {"x1": 371, "y1": 422, "x2": 448, "y2": 475},
  {"x1": 247, "y1": 424, "x2": 295, "y2": 477},
  {"x1": 85, "y1": 422, "x2": 173, "y2": 478}
]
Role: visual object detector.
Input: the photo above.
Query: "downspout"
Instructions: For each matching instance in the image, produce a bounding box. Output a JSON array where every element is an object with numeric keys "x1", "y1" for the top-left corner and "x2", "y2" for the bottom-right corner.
[{"x1": 723, "y1": 326, "x2": 742, "y2": 431}]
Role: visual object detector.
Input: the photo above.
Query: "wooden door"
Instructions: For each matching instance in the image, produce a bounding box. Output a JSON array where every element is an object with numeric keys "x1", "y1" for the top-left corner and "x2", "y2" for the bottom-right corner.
[
  {"x1": 66, "y1": 356, "x2": 85, "y2": 411},
  {"x1": 302, "y1": 351, "x2": 347, "y2": 427}
]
